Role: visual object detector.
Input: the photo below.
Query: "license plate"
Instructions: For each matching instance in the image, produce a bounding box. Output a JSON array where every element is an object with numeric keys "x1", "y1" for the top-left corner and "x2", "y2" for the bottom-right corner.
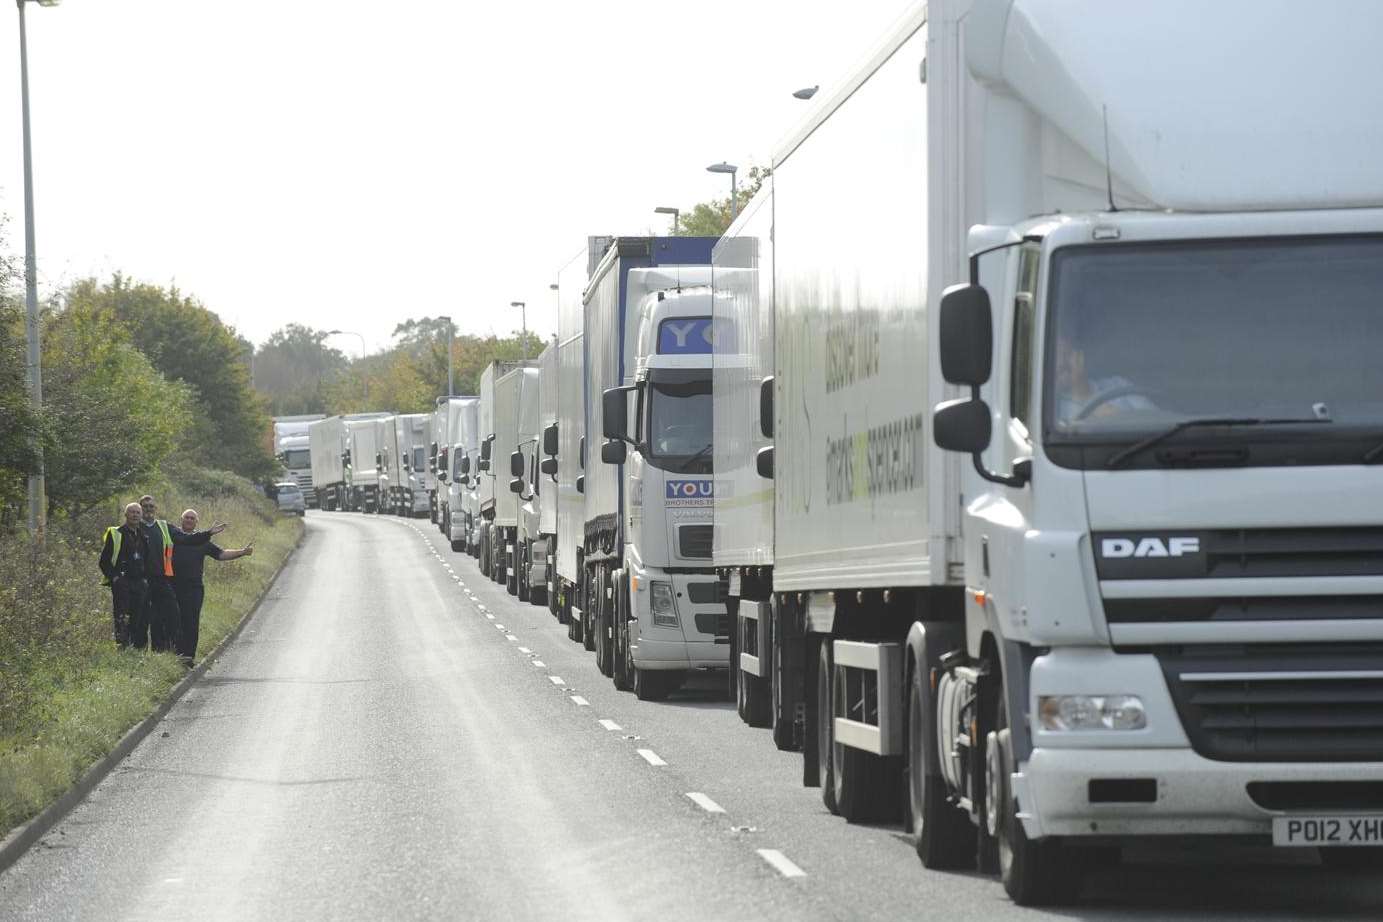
[{"x1": 1273, "y1": 815, "x2": 1383, "y2": 847}]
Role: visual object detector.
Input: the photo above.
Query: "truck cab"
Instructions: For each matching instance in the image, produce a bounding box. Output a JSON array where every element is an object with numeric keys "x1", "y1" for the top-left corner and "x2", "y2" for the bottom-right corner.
[{"x1": 601, "y1": 272, "x2": 727, "y2": 698}]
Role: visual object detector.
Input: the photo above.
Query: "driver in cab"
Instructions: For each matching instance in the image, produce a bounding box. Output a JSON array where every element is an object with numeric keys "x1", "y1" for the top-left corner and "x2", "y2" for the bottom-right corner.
[{"x1": 1053, "y1": 334, "x2": 1157, "y2": 426}]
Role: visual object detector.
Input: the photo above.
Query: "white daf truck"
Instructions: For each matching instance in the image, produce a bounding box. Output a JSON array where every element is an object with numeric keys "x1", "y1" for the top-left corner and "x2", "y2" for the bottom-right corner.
[
  {"x1": 513, "y1": 341, "x2": 558, "y2": 606},
  {"x1": 588, "y1": 237, "x2": 726, "y2": 700},
  {"x1": 721, "y1": 0, "x2": 1383, "y2": 905}
]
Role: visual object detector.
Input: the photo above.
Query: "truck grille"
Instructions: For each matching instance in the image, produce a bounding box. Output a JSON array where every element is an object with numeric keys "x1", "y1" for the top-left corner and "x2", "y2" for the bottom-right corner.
[
  {"x1": 1096, "y1": 526, "x2": 1383, "y2": 581},
  {"x1": 678, "y1": 525, "x2": 713, "y2": 559},
  {"x1": 1158, "y1": 645, "x2": 1383, "y2": 762}
]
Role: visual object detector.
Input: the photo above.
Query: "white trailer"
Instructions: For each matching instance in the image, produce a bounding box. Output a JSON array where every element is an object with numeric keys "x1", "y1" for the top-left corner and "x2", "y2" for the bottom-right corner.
[
  {"x1": 476, "y1": 360, "x2": 525, "y2": 580},
  {"x1": 428, "y1": 399, "x2": 448, "y2": 526},
  {"x1": 721, "y1": 0, "x2": 1383, "y2": 905},
  {"x1": 308, "y1": 413, "x2": 388, "y2": 511},
  {"x1": 487, "y1": 363, "x2": 535, "y2": 593},
  {"x1": 555, "y1": 242, "x2": 600, "y2": 642}
]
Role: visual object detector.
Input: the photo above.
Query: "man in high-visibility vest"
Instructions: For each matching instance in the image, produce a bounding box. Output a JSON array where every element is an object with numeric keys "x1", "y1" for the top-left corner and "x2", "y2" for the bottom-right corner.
[
  {"x1": 98, "y1": 502, "x2": 153, "y2": 647},
  {"x1": 137, "y1": 494, "x2": 226, "y2": 653}
]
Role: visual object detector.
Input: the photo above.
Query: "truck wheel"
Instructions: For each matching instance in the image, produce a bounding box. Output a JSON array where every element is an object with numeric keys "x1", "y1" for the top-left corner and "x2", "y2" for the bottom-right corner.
[
  {"x1": 518, "y1": 542, "x2": 531, "y2": 602},
  {"x1": 634, "y1": 668, "x2": 672, "y2": 701},
  {"x1": 770, "y1": 597, "x2": 800, "y2": 751},
  {"x1": 909, "y1": 657, "x2": 975, "y2": 869},
  {"x1": 831, "y1": 649, "x2": 896, "y2": 823},
  {"x1": 992, "y1": 690, "x2": 1082, "y2": 905},
  {"x1": 582, "y1": 582, "x2": 596, "y2": 652},
  {"x1": 726, "y1": 598, "x2": 740, "y2": 703},
  {"x1": 737, "y1": 614, "x2": 772, "y2": 728},
  {"x1": 450, "y1": 537, "x2": 465, "y2": 552},
  {"x1": 817, "y1": 640, "x2": 838, "y2": 814},
  {"x1": 595, "y1": 571, "x2": 614, "y2": 678},
  {"x1": 613, "y1": 573, "x2": 633, "y2": 691}
]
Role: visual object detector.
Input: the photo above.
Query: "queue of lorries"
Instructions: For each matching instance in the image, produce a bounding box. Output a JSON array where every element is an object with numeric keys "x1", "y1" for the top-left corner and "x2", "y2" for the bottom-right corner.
[{"x1": 304, "y1": 0, "x2": 1383, "y2": 905}]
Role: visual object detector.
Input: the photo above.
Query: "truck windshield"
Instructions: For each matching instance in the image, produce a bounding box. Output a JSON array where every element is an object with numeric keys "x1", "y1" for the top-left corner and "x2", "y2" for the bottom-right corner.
[
  {"x1": 646, "y1": 370, "x2": 712, "y2": 472},
  {"x1": 1044, "y1": 235, "x2": 1383, "y2": 465},
  {"x1": 283, "y1": 449, "x2": 310, "y2": 468}
]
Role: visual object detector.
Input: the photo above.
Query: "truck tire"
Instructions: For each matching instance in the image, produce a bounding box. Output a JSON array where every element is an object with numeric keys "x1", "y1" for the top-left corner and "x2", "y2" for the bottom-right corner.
[
  {"x1": 831, "y1": 650, "x2": 897, "y2": 823},
  {"x1": 909, "y1": 656, "x2": 975, "y2": 869},
  {"x1": 992, "y1": 688, "x2": 1082, "y2": 906},
  {"x1": 595, "y1": 571, "x2": 614, "y2": 678},
  {"x1": 582, "y1": 572, "x2": 597, "y2": 651},
  {"x1": 770, "y1": 597, "x2": 800, "y2": 751},
  {"x1": 450, "y1": 537, "x2": 465, "y2": 553},
  {"x1": 635, "y1": 668, "x2": 680, "y2": 701},
  {"x1": 726, "y1": 598, "x2": 740, "y2": 703},
  {"x1": 737, "y1": 626, "x2": 772, "y2": 729},
  {"x1": 816, "y1": 641, "x2": 838, "y2": 814},
  {"x1": 613, "y1": 573, "x2": 633, "y2": 691},
  {"x1": 518, "y1": 542, "x2": 531, "y2": 602},
  {"x1": 506, "y1": 538, "x2": 520, "y2": 596}
]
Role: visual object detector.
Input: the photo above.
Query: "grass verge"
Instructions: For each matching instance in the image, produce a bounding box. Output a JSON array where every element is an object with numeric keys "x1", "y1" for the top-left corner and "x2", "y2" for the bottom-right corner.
[{"x1": 0, "y1": 468, "x2": 302, "y2": 839}]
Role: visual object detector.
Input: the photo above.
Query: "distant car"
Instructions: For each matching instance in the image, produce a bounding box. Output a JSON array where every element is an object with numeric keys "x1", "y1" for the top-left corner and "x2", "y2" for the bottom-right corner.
[{"x1": 275, "y1": 482, "x2": 306, "y2": 516}]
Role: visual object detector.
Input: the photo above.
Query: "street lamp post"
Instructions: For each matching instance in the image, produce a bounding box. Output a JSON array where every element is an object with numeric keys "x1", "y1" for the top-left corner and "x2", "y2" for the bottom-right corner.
[
  {"x1": 325, "y1": 329, "x2": 368, "y2": 404},
  {"x1": 653, "y1": 206, "x2": 679, "y2": 235},
  {"x1": 438, "y1": 315, "x2": 454, "y2": 396},
  {"x1": 510, "y1": 301, "x2": 527, "y2": 359},
  {"x1": 706, "y1": 162, "x2": 739, "y2": 222},
  {"x1": 18, "y1": 0, "x2": 59, "y2": 538}
]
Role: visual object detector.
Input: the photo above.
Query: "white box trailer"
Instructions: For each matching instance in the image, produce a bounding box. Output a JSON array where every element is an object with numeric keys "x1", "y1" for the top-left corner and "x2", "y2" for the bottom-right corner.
[
  {"x1": 476, "y1": 359, "x2": 525, "y2": 581},
  {"x1": 428, "y1": 398, "x2": 448, "y2": 525},
  {"x1": 554, "y1": 242, "x2": 600, "y2": 639},
  {"x1": 308, "y1": 412, "x2": 389, "y2": 511},
  {"x1": 721, "y1": 0, "x2": 1383, "y2": 906},
  {"x1": 523, "y1": 340, "x2": 560, "y2": 613}
]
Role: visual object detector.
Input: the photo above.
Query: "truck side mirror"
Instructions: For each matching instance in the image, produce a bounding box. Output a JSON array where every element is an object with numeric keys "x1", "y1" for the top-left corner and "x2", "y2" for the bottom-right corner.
[
  {"x1": 933, "y1": 397, "x2": 992, "y2": 454},
  {"x1": 429, "y1": 442, "x2": 437, "y2": 473},
  {"x1": 459, "y1": 455, "x2": 471, "y2": 476},
  {"x1": 938, "y1": 283, "x2": 993, "y2": 386},
  {"x1": 509, "y1": 477, "x2": 524, "y2": 494},
  {"x1": 576, "y1": 474, "x2": 585, "y2": 494},
  {"x1": 759, "y1": 376, "x2": 774, "y2": 439},
  {"x1": 756, "y1": 446, "x2": 774, "y2": 479},
  {"x1": 603, "y1": 387, "x2": 632, "y2": 442},
  {"x1": 542, "y1": 422, "x2": 558, "y2": 457},
  {"x1": 601, "y1": 440, "x2": 626, "y2": 465},
  {"x1": 579, "y1": 436, "x2": 586, "y2": 469},
  {"x1": 510, "y1": 450, "x2": 524, "y2": 477},
  {"x1": 540, "y1": 457, "x2": 557, "y2": 476}
]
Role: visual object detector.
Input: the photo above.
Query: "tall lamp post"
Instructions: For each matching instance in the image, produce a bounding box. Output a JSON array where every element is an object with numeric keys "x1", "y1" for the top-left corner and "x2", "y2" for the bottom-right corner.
[
  {"x1": 653, "y1": 206, "x2": 679, "y2": 235},
  {"x1": 510, "y1": 301, "x2": 527, "y2": 359},
  {"x1": 325, "y1": 329, "x2": 368, "y2": 404},
  {"x1": 19, "y1": 0, "x2": 59, "y2": 538},
  {"x1": 706, "y1": 161, "x2": 738, "y2": 222},
  {"x1": 438, "y1": 314, "x2": 454, "y2": 396}
]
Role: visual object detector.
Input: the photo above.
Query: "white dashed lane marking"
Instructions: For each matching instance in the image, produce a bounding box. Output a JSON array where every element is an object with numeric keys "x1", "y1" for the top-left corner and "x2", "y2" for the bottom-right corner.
[
  {"x1": 636, "y1": 749, "x2": 667, "y2": 767},
  {"x1": 570, "y1": 696, "x2": 590, "y2": 706},
  {"x1": 532, "y1": 661, "x2": 547, "y2": 668},
  {"x1": 756, "y1": 850, "x2": 806, "y2": 879},
  {"x1": 548, "y1": 676, "x2": 566, "y2": 685},
  {"x1": 518, "y1": 647, "x2": 532, "y2": 654},
  {"x1": 599, "y1": 719, "x2": 621, "y2": 731},
  {"x1": 686, "y1": 793, "x2": 725, "y2": 814}
]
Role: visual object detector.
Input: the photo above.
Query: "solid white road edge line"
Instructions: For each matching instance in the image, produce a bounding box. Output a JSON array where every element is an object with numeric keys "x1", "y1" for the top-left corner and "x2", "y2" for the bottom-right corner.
[
  {"x1": 685, "y1": 793, "x2": 725, "y2": 814},
  {"x1": 636, "y1": 749, "x2": 667, "y2": 767},
  {"x1": 756, "y1": 849, "x2": 806, "y2": 879}
]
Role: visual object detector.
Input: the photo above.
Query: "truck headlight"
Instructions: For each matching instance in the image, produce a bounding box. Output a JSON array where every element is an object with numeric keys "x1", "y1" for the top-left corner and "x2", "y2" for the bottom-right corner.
[
  {"x1": 1038, "y1": 695, "x2": 1146, "y2": 731},
  {"x1": 650, "y1": 581, "x2": 678, "y2": 628}
]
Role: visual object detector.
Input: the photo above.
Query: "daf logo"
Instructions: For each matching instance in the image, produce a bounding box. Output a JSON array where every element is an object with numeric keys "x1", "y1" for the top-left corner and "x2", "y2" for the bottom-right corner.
[{"x1": 1100, "y1": 536, "x2": 1200, "y2": 559}]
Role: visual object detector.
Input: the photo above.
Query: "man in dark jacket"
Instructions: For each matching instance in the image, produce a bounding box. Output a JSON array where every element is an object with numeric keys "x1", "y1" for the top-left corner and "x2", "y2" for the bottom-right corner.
[
  {"x1": 137, "y1": 494, "x2": 226, "y2": 652},
  {"x1": 172, "y1": 507, "x2": 253, "y2": 665},
  {"x1": 98, "y1": 502, "x2": 153, "y2": 647}
]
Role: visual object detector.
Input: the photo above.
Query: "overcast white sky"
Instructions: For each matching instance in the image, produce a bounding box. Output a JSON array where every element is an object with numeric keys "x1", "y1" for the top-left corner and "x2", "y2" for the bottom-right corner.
[{"x1": 1, "y1": 0, "x2": 910, "y2": 353}]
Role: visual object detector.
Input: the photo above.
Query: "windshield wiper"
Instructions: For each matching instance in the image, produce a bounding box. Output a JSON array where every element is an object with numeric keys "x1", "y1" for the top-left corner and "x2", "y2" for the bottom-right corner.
[
  {"x1": 678, "y1": 443, "x2": 713, "y2": 472},
  {"x1": 1105, "y1": 417, "x2": 1329, "y2": 469}
]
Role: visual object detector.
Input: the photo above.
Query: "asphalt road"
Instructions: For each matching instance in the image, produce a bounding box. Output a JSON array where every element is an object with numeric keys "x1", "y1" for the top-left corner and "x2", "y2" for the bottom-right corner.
[{"x1": 4, "y1": 511, "x2": 1383, "y2": 921}]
